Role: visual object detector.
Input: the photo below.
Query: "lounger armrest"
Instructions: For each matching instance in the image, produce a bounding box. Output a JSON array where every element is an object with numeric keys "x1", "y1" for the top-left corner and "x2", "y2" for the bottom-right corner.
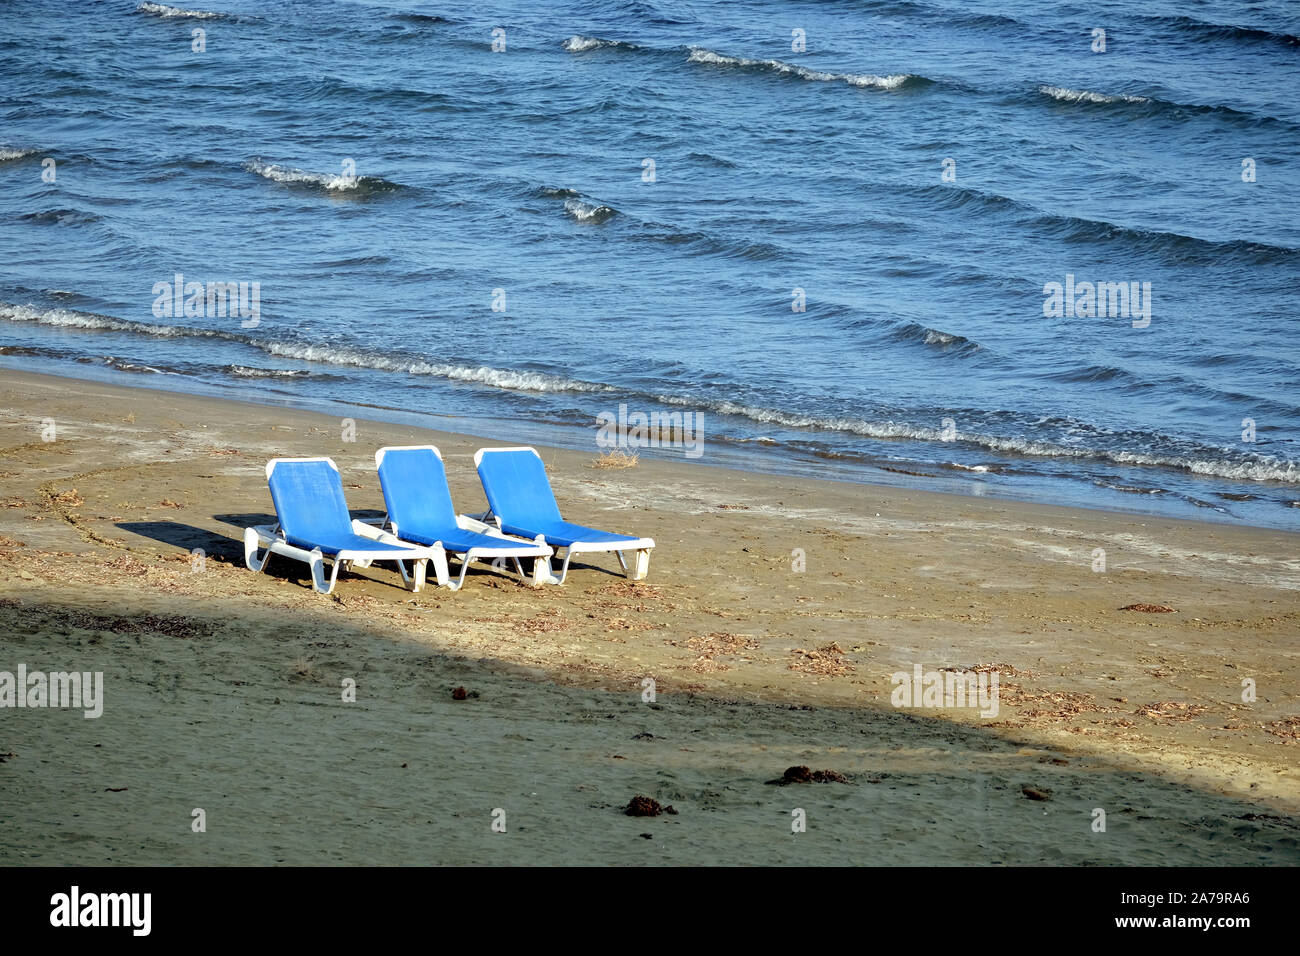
[
  {"x1": 457, "y1": 514, "x2": 550, "y2": 550},
  {"x1": 567, "y1": 536, "x2": 655, "y2": 554},
  {"x1": 334, "y1": 545, "x2": 441, "y2": 562},
  {"x1": 455, "y1": 513, "x2": 496, "y2": 533},
  {"x1": 351, "y1": 519, "x2": 421, "y2": 547}
]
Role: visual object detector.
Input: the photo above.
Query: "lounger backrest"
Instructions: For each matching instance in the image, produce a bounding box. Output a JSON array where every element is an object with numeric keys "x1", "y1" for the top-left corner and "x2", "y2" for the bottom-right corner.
[
  {"x1": 267, "y1": 458, "x2": 354, "y2": 547},
  {"x1": 375, "y1": 446, "x2": 456, "y2": 531},
  {"x1": 476, "y1": 448, "x2": 563, "y2": 526}
]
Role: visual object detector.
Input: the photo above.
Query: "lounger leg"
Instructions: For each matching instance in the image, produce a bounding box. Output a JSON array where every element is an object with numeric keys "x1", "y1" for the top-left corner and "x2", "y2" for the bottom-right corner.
[
  {"x1": 527, "y1": 534, "x2": 558, "y2": 586},
  {"x1": 308, "y1": 549, "x2": 333, "y2": 595},
  {"x1": 450, "y1": 556, "x2": 472, "y2": 591},
  {"x1": 431, "y1": 549, "x2": 451, "y2": 588},
  {"x1": 615, "y1": 550, "x2": 628, "y2": 573},
  {"x1": 244, "y1": 527, "x2": 271, "y2": 573},
  {"x1": 526, "y1": 553, "x2": 554, "y2": 586},
  {"x1": 549, "y1": 548, "x2": 573, "y2": 586},
  {"x1": 631, "y1": 548, "x2": 651, "y2": 581},
  {"x1": 413, "y1": 558, "x2": 427, "y2": 592}
]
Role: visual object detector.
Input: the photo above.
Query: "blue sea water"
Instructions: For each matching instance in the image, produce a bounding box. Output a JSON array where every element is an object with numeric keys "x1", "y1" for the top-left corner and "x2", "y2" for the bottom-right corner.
[{"x1": 2, "y1": 0, "x2": 1298, "y2": 528}]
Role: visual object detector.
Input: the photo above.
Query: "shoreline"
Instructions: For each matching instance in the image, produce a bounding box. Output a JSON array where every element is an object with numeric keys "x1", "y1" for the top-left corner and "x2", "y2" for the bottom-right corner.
[
  {"x1": 4, "y1": 355, "x2": 1296, "y2": 535},
  {"x1": 2, "y1": 367, "x2": 1298, "y2": 864}
]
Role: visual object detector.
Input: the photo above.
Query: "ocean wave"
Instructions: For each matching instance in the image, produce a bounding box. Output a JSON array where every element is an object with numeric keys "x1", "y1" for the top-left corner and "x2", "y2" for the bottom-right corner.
[
  {"x1": 1027, "y1": 210, "x2": 1297, "y2": 262},
  {"x1": 1036, "y1": 83, "x2": 1295, "y2": 128},
  {"x1": 1144, "y1": 14, "x2": 1299, "y2": 48},
  {"x1": 686, "y1": 150, "x2": 737, "y2": 169},
  {"x1": 652, "y1": 393, "x2": 1300, "y2": 483},
  {"x1": 7, "y1": 301, "x2": 1297, "y2": 483},
  {"x1": 227, "y1": 365, "x2": 312, "y2": 378},
  {"x1": 916, "y1": 324, "x2": 978, "y2": 350},
  {"x1": 19, "y1": 208, "x2": 102, "y2": 226},
  {"x1": 136, "y1": 2, "x2": 225, "y2": 19},
  {"x1": 687, "y1": 47, "x2": 917, "y2": 90},
  {"x1": 101, "y1": 356, "x2": 176, "y2": 375},
  {"x1": 912, "y1": 182, "x2": 1297, "y2": 263},
  {"x1": 391, "y1": 12, "x2": 449, "y2": 25},
  {"x1": 259, "y1": 341, "x2": 611, "y2": 392},
  {"x1": 563, "y1": 198, "x2": 618, "y2": 223},
  {"x1": 0, "y1": 303, "x2": 611, "y2": 396},
  {"x1": 0, "y1": 147, "x2": 38, "y2": 162},
  {"x1": 0, "y1": 303, "x2": 224, "y2": 339},
  {"x1": 1038, "y1": 85, "x2": 1150, "y2": 105},
  {"x1": 644, "y1": 228, "x2": 785, "y2": 261},
  {"x1": 242, "y1": 158, "x2": 401, "y2": 194},
  {"x1": 879, "y1": 321, "x2": 984, "y2": 353},
  {"x1": 563, "y1": 36, "x2": 637, "y2": 53}
]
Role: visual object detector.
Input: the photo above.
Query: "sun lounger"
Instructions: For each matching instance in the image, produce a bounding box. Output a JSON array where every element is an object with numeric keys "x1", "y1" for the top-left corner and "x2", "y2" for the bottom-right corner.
[
  {"x1": 244, "y1": 456, "x2": 443, "y2": 595},
  {"x1": 473, "y1": 446, "x2": 654, "y2": 584},
  {"x1": 374, "y1": 445, "x2": 554, "y2": 589}
]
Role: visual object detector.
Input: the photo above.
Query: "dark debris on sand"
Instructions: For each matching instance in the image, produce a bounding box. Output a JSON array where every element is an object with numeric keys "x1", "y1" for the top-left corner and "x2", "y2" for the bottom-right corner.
[
  {"x1": 766, "y1": 765, "x2": 852, "y2": 785},
  {"x1": 625, "y1": 796, "x2": 677, "y2": 817}
]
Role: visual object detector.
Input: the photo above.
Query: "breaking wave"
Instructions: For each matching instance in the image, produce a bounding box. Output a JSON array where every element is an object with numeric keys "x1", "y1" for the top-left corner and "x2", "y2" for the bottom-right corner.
[
  {"x1": 1038, "y1": 85, "x2": 1150, "y2": 105},
  {"x1": 242, "y1": 158, "x2": 402, "y2": 194},
  {"x1": 563, "y1": 36, "x2": 638, "y2": 53},
  {"x1": 651, "y1": 393, "x2": 1300, "y2": 483},
  {"x1": 0, "y1": 304, "x2": 611, "y2": 395},
  {"x1": 563, "y1": 198, "x2": 618, "y2": 223},
  {"x1": 136, "y1": 2, "x2": 225, "y2": 19},
  {"x1": 687, "y1": 47, "x2": 919, "y2": 90}
]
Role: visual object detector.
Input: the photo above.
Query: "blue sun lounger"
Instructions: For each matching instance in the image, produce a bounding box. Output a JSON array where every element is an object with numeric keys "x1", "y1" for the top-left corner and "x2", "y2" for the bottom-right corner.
[
  {"x1": 375, "y1": 445, "x2": 554, "y2": 589},
  {"x1": 244, "y1": 457, "x2": 442, "y2": 595},
  {"x1": 473, "y1": 446, "x2": 654, "y2": 585}
]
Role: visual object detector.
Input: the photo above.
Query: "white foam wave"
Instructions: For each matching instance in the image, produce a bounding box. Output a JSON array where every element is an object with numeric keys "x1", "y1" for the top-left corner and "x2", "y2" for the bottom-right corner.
[
  {"x1": 0, "y1": 304, "x2": 612, "y2": 395},
  {"x1": 5, "y1": 302, "x2": 1296, "y2": 482},
  {"x1": 563, "y1": 36, "x2": 622, "y2": 53},
  {"x1": 137, "y1": 2, "x2": 222, "y2": 18},
  {"x1": 923, "y1": 329, "x2": 959, "y2": 345},
  {"x1": 243, "y1": 158, "x2": 361, "y2": 191},
  {"x1": 0, "y1": 303, "x2": 218, "y2": 338},
  {"x1": 0, "y1": 147, "x2": 37, "y2": 162},
  {"x1": 1038, "y1": 85, "x2": 1149, "y2": 105},
  {"x1": 563, "y1": 198, "x2": 617, "y2": 223},
  {"x1": 654, "y1": 394, "x2": 1300, "y2": 483},
  {"x1": 103, "y1": 357, "x2": 174, "y2": 375},
  {"x1": 261, "y1": 342, "x2": 611, "y2": 392},
  {"x1": 687, "y1": 47, "x2": 912, "y2": 90},
  {"x1": 228, "y1": 365, "x2": 311, "y2": 378}
]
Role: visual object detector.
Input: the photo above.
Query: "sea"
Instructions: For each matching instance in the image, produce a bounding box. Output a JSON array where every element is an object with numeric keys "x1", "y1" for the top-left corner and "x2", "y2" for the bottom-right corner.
[{"x1": 2, "y1": 0, "x2": 1298, "y2": 528}]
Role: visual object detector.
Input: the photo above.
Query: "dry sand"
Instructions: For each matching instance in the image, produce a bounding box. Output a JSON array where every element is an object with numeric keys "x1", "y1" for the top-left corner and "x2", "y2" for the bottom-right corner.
[{"x1": 0, "y1": 368, "x2": 1297, "y2": 864}]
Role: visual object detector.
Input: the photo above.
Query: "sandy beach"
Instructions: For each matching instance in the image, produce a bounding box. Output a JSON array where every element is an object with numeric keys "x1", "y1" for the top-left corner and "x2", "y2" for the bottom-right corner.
[{"x1": 0, "y1": 368, "x2": 1296, "y2": 865}]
